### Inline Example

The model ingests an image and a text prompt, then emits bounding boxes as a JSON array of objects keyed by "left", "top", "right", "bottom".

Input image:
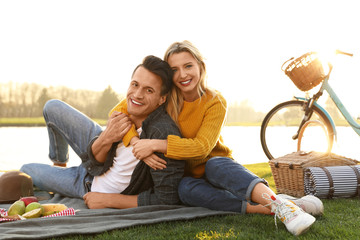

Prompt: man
[{"left": 21, "top": 55, "right": 184, "bottom": 209}]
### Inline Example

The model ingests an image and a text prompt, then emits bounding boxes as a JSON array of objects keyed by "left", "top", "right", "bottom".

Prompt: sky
[{"left": 1, "top": 0, "right": 360, "bottom": 114}]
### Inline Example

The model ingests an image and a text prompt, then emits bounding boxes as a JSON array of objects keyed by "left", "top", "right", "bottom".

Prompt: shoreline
[
  {"left": 0, "top": 118, "right": 107, "bottom": 127},
  {"left": 0, "top": 120, "right": 261, "bottom": 127},
  {"left": 1, "top": 117, "right": 352, "bottom": 127}
]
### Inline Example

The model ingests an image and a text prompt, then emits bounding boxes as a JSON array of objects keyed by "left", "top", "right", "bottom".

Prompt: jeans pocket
[{"left": 84, "top": 173, "right": 93, "bottom": 193}]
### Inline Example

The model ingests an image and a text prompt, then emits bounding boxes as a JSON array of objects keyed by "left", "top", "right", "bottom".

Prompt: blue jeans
[
  {"left": 20, "top": 99, "right": 103, "bottom": 198},
  {"left": 178, "top": 157, "right": 266, "bottom": 214}
]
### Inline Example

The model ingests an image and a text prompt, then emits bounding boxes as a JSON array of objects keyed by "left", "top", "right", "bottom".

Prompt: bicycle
[{"left": 260, "top": 50, "right": 359, "bottom": 160}]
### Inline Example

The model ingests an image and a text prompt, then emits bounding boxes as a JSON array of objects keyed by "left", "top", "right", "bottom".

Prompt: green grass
[
  {"left": 0, "top": 117, "right": 46, "bottom": 126},
  {"left": 48, "top": 162, "right": 359, "bottom": 240},
  {"left": 0, "top": 118, "right": 263, "bottom": 127},
  {"left": 0, "top": 118, "right": 107, "bottom": 127},
  {"left": 1, "top": 117, "right": 356, "bottom": 127}
]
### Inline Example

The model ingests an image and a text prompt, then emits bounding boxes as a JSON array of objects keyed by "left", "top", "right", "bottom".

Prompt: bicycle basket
[{"left": 282, "top": 52, "right": 326, "bottom": 91}]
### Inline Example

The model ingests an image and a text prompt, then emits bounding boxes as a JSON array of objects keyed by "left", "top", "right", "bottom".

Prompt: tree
[
  {"left": 37, "top": 88, "right": 51, "bottom": 116},
  {"left": 226, "top": 100, "right": 265, "bottom": 124},
  {"left": 0, "top": 92, "right": 3, "bottom": 117},
  {"left": 0, "top": 82, "right": 122, "bottom": 119},
  {"left": 95, "top": 86, "right": 120, "bottom": 119}
]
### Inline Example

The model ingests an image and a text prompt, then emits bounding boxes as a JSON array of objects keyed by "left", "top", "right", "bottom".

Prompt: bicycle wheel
[{"left": 260, "top": 100, "right": 334, "bottom": 160}]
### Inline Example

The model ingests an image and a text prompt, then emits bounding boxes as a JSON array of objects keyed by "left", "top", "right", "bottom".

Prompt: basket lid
[{"left": 269, "top": 151, "right": 359, "bottom": 167}]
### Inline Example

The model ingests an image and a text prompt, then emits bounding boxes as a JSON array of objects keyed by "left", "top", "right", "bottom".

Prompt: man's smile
[{"left": 130, "top": 98, "right": 144, "bottom": 106}]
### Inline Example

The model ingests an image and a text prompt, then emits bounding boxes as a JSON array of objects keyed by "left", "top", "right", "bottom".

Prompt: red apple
[{"left": 20, "top": 196, "right": 38, "bottom": 206}]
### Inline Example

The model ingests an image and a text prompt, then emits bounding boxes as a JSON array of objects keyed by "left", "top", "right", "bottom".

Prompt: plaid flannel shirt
[{"left": 81, "top": 105, "right": 184, "bottom": 206}]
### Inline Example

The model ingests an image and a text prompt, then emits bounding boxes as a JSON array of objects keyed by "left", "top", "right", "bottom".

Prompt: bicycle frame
[
  {"left": 321, "top": 78, "right": 360, "bottom": 135},
  {"left": 295, "top": 74, "right": 360, "bottom": 143},
  {"left": 294, "top": 95, "right": 337, "bottom": 139},
  {"left": 260, "top": 50, "right": 357, "bottom": 159}
]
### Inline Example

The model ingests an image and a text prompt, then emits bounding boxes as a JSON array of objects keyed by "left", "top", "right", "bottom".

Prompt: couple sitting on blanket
[{"left": 21, "top": 41, "right": 322, "bottom": 236}]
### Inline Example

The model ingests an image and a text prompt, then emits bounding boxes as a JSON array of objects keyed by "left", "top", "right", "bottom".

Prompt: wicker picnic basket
[
  {"left": 269, "top": 151, "right": 359, "bottom": 197},
  {"left": 282, "top": 52, "right": 326, "bottom": 91}
]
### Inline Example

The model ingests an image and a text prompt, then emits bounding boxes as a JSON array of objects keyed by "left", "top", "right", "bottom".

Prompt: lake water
[{"left": 1, "top": 126, "right": 360, "bottom": 171}]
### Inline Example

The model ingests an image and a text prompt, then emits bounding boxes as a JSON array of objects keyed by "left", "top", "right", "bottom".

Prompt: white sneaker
[
  {"left": 278, "top": 194, "right": 324, "bottom": 216},
  {"left": 263, "top": 193, "right": 316, "bottom": 236}
]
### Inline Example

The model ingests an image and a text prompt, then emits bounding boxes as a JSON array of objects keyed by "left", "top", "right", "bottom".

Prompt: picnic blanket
[
  {"left": 304, "top": 165, "right": 360, "bottom": 198},
  {"left": 0, "top": 193, "right": 237, "bottom": 240}
]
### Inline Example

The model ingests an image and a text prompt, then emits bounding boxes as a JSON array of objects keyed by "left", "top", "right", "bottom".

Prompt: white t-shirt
[{"left": 90, "top": 128, "right": 141, "bottom": 193}]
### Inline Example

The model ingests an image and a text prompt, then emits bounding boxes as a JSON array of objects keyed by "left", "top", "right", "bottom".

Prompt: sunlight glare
[
  {"left": 316, "top": 50, "right": 336, "bottom": 76},
  {"left": 298, "top": 125, "right": 330, "bottom": 153}
]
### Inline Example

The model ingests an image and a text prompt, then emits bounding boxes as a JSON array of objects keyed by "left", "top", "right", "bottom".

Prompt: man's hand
[
  {"left": 83, "top": 192, "right": 111, "bottom": 209},
  {"left": 103, "top": 111, "right": 132, "bottom": 144},
  {"left": 83, "top": 192, "right": 138, "bottom": 209},
  {"left": 91, "top": 112, "right": 132, "bottom": 163}
]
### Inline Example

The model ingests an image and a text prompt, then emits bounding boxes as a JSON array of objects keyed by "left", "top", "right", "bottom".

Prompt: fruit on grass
[
  {"left": 20, "top": 196, "right": 38, "bottom": 206},
  {"left": 7, "top": 200, "right": 26, "bottom": 216},
  {"left": 25, "top": 202, "right": 44, "bottom": 214},
  {"left": 22, "top": 208, "right": 42, "bottom": 219}
]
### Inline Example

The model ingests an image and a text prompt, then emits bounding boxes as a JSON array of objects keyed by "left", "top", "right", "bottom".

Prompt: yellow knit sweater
[
  {"left": 108, "top": 99, "right": 138, "bottom": 147},
  {"left": 109, "top": 91, "right": 233, "bottom": 178},
  {"left": 166, "top": 91, "right": 232, "bottom": 178}
]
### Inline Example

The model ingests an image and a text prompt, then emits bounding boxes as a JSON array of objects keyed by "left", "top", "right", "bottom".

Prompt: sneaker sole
[{"left": 292, "top": 216, "right": 316, "bottom": 236}]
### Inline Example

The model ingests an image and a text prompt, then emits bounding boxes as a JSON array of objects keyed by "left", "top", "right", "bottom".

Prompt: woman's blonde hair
[{"left": 164, "top": 40, "right": 215, "bottom": 124}]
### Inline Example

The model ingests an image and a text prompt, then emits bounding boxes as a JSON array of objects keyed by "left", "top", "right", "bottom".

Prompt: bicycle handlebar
[{"left": 335, "top": 50, "right": 353, "bottom": 57}]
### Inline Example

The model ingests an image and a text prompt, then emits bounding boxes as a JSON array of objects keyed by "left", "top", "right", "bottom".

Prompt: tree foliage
[
  {"left": 226, "top": 100, "right": 265, "bottom": 124},
  {"left": 0, "top": 81, "right": 124, "bottom": 119},
  {"left": 0, "top": 81, "right": 284, "bottom": 123},
  {"left": 96, "top": 85, "right": 120, "bottom": 119}
]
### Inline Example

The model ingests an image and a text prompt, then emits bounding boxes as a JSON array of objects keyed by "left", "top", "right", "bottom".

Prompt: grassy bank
[
  {"left": 49, "top": 162, "right": 358, "bottom": 240},
  {"left": 0, "top": 118, "right": 107, "bottom": 127},
  {"left": 1, "top": 117, "right": 353, "bottom": 127},
  {"left": 0, "top": 118, "right": 261, "bottom": 127},
  {"left": 0, "top": 117, "right": 46, "bottom": 127}
]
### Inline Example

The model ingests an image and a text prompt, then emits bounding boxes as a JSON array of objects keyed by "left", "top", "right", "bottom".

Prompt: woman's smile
[
  {"left": 168, "top": 52, "right": 201, "bottom": 102},
  {"left": 180, "top": 79, "right": 192, "bottom": 86}
]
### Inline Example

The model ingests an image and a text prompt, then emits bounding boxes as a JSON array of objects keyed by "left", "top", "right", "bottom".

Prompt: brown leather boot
[{"left": 53, "top": 162, "right": 67, "bottom": 167}]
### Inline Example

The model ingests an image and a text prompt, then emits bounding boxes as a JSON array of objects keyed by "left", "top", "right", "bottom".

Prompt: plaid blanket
[{"left": 0, "top": 194, "right": 236, "bottom": 239}]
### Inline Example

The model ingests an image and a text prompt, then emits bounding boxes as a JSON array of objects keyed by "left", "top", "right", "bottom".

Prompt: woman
[{"left": 111, "top": 41, "right": 320, "bottom": 236}]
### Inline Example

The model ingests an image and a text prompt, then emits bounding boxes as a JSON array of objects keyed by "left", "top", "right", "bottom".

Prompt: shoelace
[{"left": 262, "top": 193, "right": 297, "bottom": 229}]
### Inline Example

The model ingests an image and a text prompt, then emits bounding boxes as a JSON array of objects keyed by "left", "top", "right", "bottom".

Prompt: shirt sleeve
[
  {"left": 137, "top": 153, "right": 185, "bottom": 206},
  {"left": 166, "top": 94, "right": 227, "bottom": 160},
  {"left": 108, "top": 99, "right": 139, "bottom": 147},
  {"left": 137, "top": 115, "right": 184, "bottom": 206},
  {"left": 80, "top": 137, "right": 118, "bottom": 176}
]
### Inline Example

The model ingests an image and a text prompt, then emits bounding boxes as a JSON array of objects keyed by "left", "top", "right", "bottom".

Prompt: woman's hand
[
  {"left": 132, "top": 139, "right": 168, "bottom": 159},
  {"left": 131, "top": 139, "right": 169, "bottom": 169},
  {"left": 132, "top": 139, "right": 156, "bottom": 159},
  {"left": 142, "top": 154, "right": 167, "bottom": 170}
]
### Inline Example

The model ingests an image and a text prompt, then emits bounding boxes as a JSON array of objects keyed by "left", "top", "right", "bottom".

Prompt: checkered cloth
[{"left": 0, "top": 208, "right": 76, "bottom": 222}]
